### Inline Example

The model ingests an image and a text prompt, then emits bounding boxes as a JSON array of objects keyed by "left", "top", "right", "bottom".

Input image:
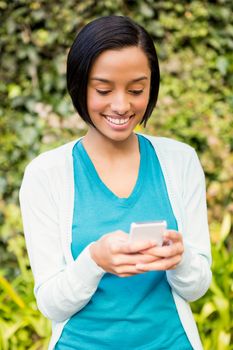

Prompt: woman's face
[{"left": 86, "top": 46, "right": 151, "bottom": 142}]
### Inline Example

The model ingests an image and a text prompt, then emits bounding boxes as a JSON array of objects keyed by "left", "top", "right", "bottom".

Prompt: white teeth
[{"left": 106, "top": 116, "right": 130, "bottom": 125}]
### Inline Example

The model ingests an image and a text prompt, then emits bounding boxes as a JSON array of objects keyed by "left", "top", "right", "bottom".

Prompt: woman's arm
[
  {"left": 135, "top": 149, "right": 212, "bottom": 302},
  {"left": 166, "top": 149, "right": 212, "bottom": 301},
  {"left": 19, "top": 162, "right": 105, "bottom": 323}
]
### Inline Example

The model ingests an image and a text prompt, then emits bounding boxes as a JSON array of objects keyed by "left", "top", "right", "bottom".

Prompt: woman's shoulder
[
  {"left": 140, "top": 133, "right": 195, "bottom": 156},
  {"left": 141, "top": 133, "right": 204, "bottom": 184},
  {"left": 25, "top": 137, "right": 81, "bottom": 173}
]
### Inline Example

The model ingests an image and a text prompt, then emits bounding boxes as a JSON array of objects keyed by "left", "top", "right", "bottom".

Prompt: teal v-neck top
[{"left": 55, "top": 134, "right": 192, "bottom": 350}]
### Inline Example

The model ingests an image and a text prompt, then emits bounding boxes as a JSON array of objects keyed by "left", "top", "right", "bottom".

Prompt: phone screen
[{"left": 129, "top": 220, "right": 167, "bottom": 245}]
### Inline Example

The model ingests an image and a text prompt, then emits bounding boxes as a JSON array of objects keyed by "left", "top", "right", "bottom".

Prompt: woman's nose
[{"left": 110, "top": 93, "right": 131, "bottom": 115}]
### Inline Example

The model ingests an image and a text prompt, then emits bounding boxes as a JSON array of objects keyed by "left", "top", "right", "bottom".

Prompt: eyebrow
[{"left": 90, "top": 76, "right": 148, "bottom": 83}]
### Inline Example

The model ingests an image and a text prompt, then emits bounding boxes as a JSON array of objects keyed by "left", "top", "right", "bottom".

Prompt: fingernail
[{"left": 136, "top": 264, "right": 144, "bottom": 269}]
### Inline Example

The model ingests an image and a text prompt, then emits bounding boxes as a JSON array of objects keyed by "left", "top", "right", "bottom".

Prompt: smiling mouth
[{"left": 103, "top": 114, "right": 134, "bottom": 126}]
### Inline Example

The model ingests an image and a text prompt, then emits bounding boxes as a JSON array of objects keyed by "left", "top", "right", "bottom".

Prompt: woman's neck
[{"left": 82, "top": 128, "right": 139, "bottom": 161}]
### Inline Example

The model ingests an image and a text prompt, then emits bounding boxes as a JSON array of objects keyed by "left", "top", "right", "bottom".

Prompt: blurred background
[{"left": 0, "top": 0, "right": 232, "bottom": 349}]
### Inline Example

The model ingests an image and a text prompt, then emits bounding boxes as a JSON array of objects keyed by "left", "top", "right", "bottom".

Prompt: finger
[
  {"left": 169, "top": 264, "right": 178, "bottom": 270},
  {"left": 118, "top": 271, "right": 143, "bottom": 277},
  {"left": 162, "top": 239, "right": 173, "bottom": 246},
  {"left": 163, "top": 230, "right": 182, "bottom": 243},
  {"left": 118, "top": 239, "right": 157, "bottom": 254},
  {"left": 114, "top": 264, "right": 142, "bottom": 276},
  {"left": 144, "top": 241, "right": 184, "bottom": 258},
  {"left": 139, "top": 246, "right": 158, "bottom": 255},
  {"left": 133, "top": 253, "right": 159, "bottom": 264},
  {"left": 139, "top": 252, "right": 162, "bottom": 263},
  {"left": 135, "top": 255, "right": 182, "bottom": 272},
  {"left": 111, "top": 253, "right": 159, "bottom": 267},
  {"left": 118, "top": 273, "right": 138, "bottom": 277},
  {"left": 113, "top": 230, "right": 129, "bottom": 239}
]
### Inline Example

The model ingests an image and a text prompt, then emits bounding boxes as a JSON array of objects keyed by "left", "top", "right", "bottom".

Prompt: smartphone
[{"left": 129, "top": 220, "right": 167, "bottom": 246}]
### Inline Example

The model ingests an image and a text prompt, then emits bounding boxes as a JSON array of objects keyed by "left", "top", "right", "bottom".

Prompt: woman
[{"left": 19, "top": 16, "right": 212, "bottom": 350}]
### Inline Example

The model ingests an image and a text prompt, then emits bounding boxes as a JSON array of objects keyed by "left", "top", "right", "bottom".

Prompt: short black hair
[{"left": 67, "top": 15, "right": 160, "bottom": 127}]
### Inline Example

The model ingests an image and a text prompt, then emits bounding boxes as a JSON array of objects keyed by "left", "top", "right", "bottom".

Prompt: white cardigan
[{"left": 19, "top": 134, "right": 212, "bottom": 350}]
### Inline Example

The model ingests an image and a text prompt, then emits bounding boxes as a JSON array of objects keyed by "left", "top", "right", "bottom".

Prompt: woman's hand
[
  {"left": 136, "top": 230, "right": 184, "bottom": 272},
  {"left": 89, "top": 230, "right": 158, "bottom": 277}
]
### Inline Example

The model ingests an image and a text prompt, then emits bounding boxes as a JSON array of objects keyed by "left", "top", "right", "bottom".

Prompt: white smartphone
[{"left": 129, "top": 220, "right": 167, "bottom": 246}]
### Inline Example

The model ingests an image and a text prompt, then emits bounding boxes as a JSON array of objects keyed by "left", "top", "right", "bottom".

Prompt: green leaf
[
  {"left": 0, "top": 275, "right": 25, "bottom": 309},
  {"left": 220, "top": 213, "right": 231, "bottom": 243},
  {"left": 216, "top": 57, "right": 229, "bottom": 76}
]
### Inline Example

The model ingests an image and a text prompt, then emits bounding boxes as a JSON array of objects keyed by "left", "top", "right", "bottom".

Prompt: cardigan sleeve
[
  {"left": 166, "top": 149, "right": 212, "bottom": 302},
  {"left": 19, "top": 161, "right": 105, "bottom": 322}
]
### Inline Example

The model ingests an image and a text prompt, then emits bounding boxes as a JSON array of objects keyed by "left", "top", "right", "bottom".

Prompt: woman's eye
[
  {"left": 96, "top": 89, "right": 111, "bottom": 95},
  {"left": 129, "top": 90, "right": 143, "bottom": 95},
  {"left": 96, "top": 89, "right": 143, "bottom": 95}
]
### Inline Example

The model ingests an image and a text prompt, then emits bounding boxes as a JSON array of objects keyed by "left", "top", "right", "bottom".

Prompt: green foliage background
[{"left": 0, "top": 0, "right": 232, "bottom": 349}]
